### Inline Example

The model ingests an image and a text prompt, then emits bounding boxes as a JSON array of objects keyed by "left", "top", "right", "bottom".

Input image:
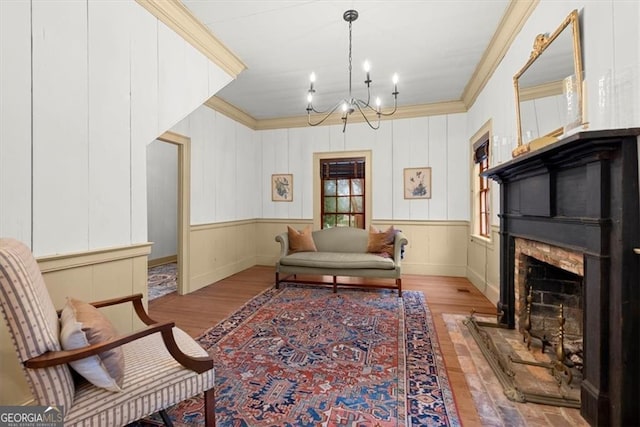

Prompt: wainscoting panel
[
  {"left": 376, "top": 220, "right": 469, "bottom": 277},
  {"left": 189, "top": 220, "right": 258, "bottom": 291},
  {"left": 466, "top": 226, "right": 500, "bottom": 304},
  {"left": 37, "top": 242, "right": 152, "bottom": 332}
]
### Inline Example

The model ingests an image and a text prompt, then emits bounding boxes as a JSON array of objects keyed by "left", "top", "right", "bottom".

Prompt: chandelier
[{"left": 306, "top": 10, "right": 399, "bottom": 132}]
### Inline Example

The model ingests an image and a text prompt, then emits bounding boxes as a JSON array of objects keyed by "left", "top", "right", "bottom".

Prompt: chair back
[{"left": 0, "top": 238, "right": 75, "bottom": 408}]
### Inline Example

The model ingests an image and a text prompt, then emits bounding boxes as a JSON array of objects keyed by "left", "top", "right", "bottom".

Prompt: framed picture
[
  {"left": 404, "top": 167, "right": 431, "bottom": 199},
  {"left": 272, "top": 174, "right": 293, "bottom": 202}
]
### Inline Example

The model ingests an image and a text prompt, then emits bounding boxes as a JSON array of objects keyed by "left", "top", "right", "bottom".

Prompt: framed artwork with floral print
[
  {"left": 404, "top": 167, "right": 431, "bottom": 199},
  {"left": 272, "top": 174, "right": 293, "bottom": 202}
]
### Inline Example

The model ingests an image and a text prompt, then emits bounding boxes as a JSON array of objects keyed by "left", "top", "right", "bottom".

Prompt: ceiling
[{"left": 183, "top": 0, "right": 512, "bottom": 121}]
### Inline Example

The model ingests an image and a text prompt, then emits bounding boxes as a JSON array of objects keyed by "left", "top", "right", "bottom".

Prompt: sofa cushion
[
  {"left": 280, "top": 252, "right": 396, "bottom": 270},
  {"left": 287, "top": 225, "right": 317, "bottom": 254},
  {"left": 367, "top": 226, "right": 395, "bottom": 258}
]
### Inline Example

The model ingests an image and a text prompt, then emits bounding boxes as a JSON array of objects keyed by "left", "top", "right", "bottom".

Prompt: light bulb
[
  {"left": 310, "top": 72, "right": 316, "bottom": 83},
  {"left": 376, "top": 97, "right": 381, "bottom": 107},
  {"left": 363, "top": 61, "right": 371, "bottom": 72},
  {"left": 307, "top": 93, "right": 313, "bottom": 103},
  {"left": 342, "top": 102, "right": 348, "bottom": 112},
  {"left": 392, "top": 73, "right": 399, "bottom": 84}
]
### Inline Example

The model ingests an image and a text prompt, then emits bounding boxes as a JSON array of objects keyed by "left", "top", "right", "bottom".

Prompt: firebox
[
  {"left": 514, "top": 238, "right": 583, "bottom": 349},
  {"left": 483, "top": 128, "right": 640, "bottom": 426}
]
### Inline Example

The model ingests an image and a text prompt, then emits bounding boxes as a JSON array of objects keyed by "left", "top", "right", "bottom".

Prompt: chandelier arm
[
  {"left": 355, "top": 98, "right": 375, "bottom": 111},
  {"left": 304, "top": 9, "right": 398, "bottom": 131},
  {"left": 354, "top": 102, "right": 380, "bottom": 130},
  {"left": 378, "top": 97, "right": 399, "bottom": 117},
  {"left": 308, "top": 101, "right": 345, "bottom": 127},
  {"left": 309, "top": 102, "right": 342, "bottom": 115}
]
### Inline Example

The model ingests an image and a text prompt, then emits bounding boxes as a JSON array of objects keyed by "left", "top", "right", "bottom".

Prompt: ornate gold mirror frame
[{"left": 512, "top": 9, "right": 584, "bottom": 157}]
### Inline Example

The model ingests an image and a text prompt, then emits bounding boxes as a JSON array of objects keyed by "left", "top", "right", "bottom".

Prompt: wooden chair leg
[
  {"left": 397, "top": 278, "right": 402, "bottom": 297},
  {"left": 204, "top": 388, "right": 215, "bottom": 427},
  {"left": 275, "top": 272, "right": 280, "bottom": 289},
  {"left": 333, "top": 276, "right": 337, "bottom": 293},
  {"left": 159, "top": 410, "right": 174, "bottom": 427}
]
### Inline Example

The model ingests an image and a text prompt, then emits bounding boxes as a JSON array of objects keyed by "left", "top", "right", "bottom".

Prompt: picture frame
[
  {"left": 271, "top": 174, "right": 293, "bottom": 202},
  {"left": 404, "top": 167, "right": 431, "bottom": 199}
]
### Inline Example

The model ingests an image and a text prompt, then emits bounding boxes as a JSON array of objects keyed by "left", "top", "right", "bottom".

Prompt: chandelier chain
[{"left": 348, "top": 20, "right": 353, "bottom": 98}]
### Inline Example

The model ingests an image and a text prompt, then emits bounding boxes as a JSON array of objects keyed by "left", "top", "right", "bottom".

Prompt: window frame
[
  {"left": 313, "top": 150, "right": 372, "bottom": 231},
  {"left": 320, "top": 157, "right": 366, "bottom": 229},
  {"left": 470, "top": 121, "right": 493, "bottom": 241}
]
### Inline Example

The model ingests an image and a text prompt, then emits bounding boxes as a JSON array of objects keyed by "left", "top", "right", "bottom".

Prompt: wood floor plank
[{"left": 148, "top": 267, "right": 494, "bottom": 426}]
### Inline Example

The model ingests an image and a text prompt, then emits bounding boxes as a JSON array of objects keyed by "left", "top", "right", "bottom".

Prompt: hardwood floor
[{"left": 149, "top": 266, "right": 496, "bottom": 426}]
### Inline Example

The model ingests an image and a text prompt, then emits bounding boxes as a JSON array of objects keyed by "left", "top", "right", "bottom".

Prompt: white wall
[
  {"left": 172, "top": 106, "right": 261, "bottom": 225},
  {"left": 259, "top": 115, "right": 470, "bottom": 222},
  {"left": 0, "top": 0, "right": 233, "bottom": 256},
  {"left": 173, "top": 106, "right": 469, "bottom": 227},
  {"left": 147, "top": 141, "right": 178, "bottom": 261}
]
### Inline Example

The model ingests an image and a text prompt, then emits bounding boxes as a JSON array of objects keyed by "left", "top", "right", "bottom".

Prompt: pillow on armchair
[{"left": 59, "top": 298, "right": 125, "bottom": 392}]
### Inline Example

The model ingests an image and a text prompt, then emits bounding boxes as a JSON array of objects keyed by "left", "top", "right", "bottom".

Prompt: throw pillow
[
  {"left": 59, "top": 298, "right": 125, "bottom": 392},
  {"left": 367, "top": 225, "right": 396, "bottom": 258},
  {"left": 287, "top": 225, "right": 317, "bottom": 254}
]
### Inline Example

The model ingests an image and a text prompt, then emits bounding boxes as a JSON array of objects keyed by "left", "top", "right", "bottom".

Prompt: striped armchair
[{"left": 0, "top": 238, "right": 215, "bottom": 426}]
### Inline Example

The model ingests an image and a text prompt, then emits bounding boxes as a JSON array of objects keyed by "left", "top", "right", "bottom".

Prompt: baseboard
[
  {"left": 148, "top": 255, "right": 177, "bottom": 267},
  {"left": 402, "top": 263, "right": 467, "bottom": 277},
  {"left": 466, "top": 266, "right": 499, "bottom": 304},
  {"left": 191, "top": 257, "right": 257, "bottom": 291}
]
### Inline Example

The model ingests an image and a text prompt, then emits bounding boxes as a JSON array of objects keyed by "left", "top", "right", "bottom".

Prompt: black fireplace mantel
[{"left": 483, "top": 128, "right": 640, "bottom": 426}]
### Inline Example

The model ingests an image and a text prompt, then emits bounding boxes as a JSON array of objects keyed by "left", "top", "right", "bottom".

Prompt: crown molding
[
  {"left": 205, "top": 97, "right": 466, "bottom": 131},
  {"left": 519, "top": 79, "right": 563, "bottom": 102},
  {"left": 135, "top": 0, "right": 246, "bottom": 78},
  {"left": 204, "top": 96, "right": 258, "bottom": 129},
  {"left": 462, "top": 0, "right": 540, "bottom": 108},
  {"left": 185, "top": 0, "right": 536, "bottom": 130},
  {"left": 256, "top": 101, "right": 467, "bottom": 131}
]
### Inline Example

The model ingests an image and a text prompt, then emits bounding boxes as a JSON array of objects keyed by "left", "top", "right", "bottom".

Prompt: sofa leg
[
  {"left": 397, "top": 278, "right": 402, "bottom": 297},
  {"left": 275, "top": 272, "right": 280, "bottom": 289},
  {"left": 204, "top": 388, "right": 215, "bottom": 427},
  {"left": 333, "top": 276, "right": 337, "bottom": 293}
]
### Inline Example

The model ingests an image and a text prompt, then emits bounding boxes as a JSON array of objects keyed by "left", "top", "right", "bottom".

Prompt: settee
[{"left": 275, "top": 226, "right": 408, "bottom": 296}]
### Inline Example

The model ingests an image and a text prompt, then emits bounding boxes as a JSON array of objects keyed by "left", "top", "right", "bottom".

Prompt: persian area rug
[
  {"left": 147, "top": 262, "right": 177, "bottom": 301},
  {"left": 145, "top": 285, "right": 460, "bottom": 426}
]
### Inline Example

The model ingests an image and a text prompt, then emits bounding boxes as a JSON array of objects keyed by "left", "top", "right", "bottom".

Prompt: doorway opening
[{"left": 147, "top": 131, "right": 191, "bottom": 298}]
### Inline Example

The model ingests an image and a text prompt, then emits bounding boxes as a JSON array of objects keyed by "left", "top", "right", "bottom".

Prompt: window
[
  {"left": 477, "top": 149, "right": 490, "bottom": 238},
  {"left": 320, "top": 158, "right": 365, "bottom": 229},
  {"left": 472, "top": 131, "right": 491, "bottom": 238}
]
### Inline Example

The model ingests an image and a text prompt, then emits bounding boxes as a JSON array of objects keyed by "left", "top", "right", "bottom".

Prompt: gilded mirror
[{"left": 513, "top": 9, "right": 583, "bottom": 156}]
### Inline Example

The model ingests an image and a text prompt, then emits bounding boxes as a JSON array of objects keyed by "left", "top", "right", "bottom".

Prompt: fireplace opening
[
  {"left": 465, "top": 238, "right": 586, "bottom": 409},
  {"left": 520, "top": 256, "right": 584, "bottom": 371}
]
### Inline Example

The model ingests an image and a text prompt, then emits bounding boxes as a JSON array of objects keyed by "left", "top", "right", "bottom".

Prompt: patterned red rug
[{"left": 141, "top": 285, "right": 460, "bottom": 426}]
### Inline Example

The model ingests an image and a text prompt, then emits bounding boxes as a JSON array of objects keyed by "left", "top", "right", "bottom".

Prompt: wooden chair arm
[
  {"left": 56, "top": 293, "right": 157, "bottom": 326},
  {"left": 25, "top": 322, "right": 213, "bottom": 374}
]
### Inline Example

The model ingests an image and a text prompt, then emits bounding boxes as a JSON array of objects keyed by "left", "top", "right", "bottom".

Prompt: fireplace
[
  {"left": 514, "top": 238, "right": 583, "bottom": 342},
  {"left": 483, "top": 129, "right": 640, "bottom": 426}
]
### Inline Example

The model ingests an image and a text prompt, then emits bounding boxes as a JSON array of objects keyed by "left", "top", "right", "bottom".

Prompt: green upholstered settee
[{"left": 275, "top": 226, "right": 408, "bottom": 296}]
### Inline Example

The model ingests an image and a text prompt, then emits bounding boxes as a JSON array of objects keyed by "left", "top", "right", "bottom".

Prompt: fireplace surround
[{"left": 483, "top": 129, "right": 640, "bottom": 426}]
